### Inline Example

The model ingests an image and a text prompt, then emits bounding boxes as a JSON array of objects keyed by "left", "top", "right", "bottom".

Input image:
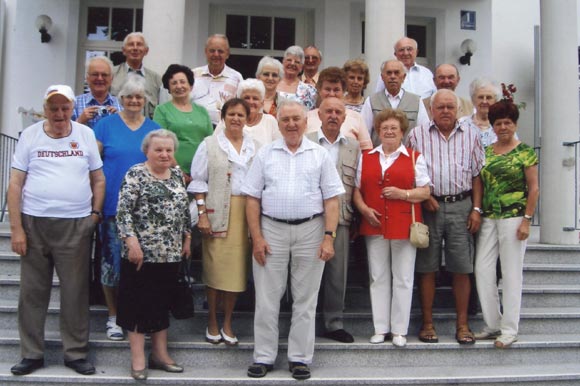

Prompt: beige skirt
[{"left": 202, "top": 195, "right": 250, "bottom": 292}]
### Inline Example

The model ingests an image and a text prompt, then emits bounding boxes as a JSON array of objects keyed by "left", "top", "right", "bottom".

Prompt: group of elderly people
[{"left": 8, "top": 31, "right": 538, "bottom": 381}]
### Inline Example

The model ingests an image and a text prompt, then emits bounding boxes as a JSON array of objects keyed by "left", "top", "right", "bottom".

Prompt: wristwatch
[
  {"left": 196, "top": 199, "right": 206, "bottom": 206},
  {"left": 523, "top": 214, "right": 533, "bottom": 221},
  {"left": 90, "top": 210, "right": 102, "bottom": 219},
  {"left": 324, "top": 231, "right": 337, "bottom": 238},
  {"left": 472, "top": 207, "right": 483, "bottom": 214}
]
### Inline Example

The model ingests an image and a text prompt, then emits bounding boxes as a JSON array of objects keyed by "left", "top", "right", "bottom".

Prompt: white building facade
[{"left": 0, "top": 0, "right": 578, "bottom": 244}]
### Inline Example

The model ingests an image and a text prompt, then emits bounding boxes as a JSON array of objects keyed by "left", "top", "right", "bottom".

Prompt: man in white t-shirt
[{"left": 8, "top": 85, "right": 105, "bottom": 376}]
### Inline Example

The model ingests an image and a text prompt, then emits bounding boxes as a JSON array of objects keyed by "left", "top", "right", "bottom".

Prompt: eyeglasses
[
  {"left": 261, "top": 72, "right": 279, "bottom": 78},
  {"left": 123, "top": 95, "right": 144, "bottom": 100},
  {"left": 305, "top": 55, "right": 320, "bottom": 61},
  {"left": 396, "top": 46, "right": 415, "bottom": 53},
  {"left": 88, "top": 72, "right": 111, "bottom": 79}
]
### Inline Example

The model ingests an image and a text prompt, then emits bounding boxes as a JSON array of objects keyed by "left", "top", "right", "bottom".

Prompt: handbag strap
[{"left": 410, "top": 150, "right": 417, "bottom": 225}]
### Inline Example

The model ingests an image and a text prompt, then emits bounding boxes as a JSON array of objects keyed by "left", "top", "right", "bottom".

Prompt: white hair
[
  {"left": 284, "top": 45, "right": 305, "bottom": 63},
  {"left": 122, "top": 32, "right": 148, "bottom": 48},
  {"left": 276, "top": 99, "right": 307, "bottom": 120},
  {"left": 142, "top": 129, "right": 178, "bottom": 153},
  {"left": 237, "top": 78, "right": 266, "bottom": 100},
  {"left": 256, "top": 56, "right": 284, "bottom": 78},
  {"left": 118, "top": 74, "right": 147, "bottom": 99},
  {"left": 469, "top": 77, "right": 502, "bottom": 101},
  {"left": 85, "top": 56, "right": 114, "bottom": 78}
]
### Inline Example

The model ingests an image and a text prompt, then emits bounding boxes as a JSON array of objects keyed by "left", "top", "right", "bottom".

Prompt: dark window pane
[
  {"left": 407, "top": 25, "right": 427, "bottom": 57},
  {"left": 226, "top": 15, "right": 248, "bottom": 48},
  {"left": 136, "top": 9, "right": 143, "bottom": 32},
  {"left": 274, "top": 18, "right": 295, "bottom": 51},
  {"left": 250, "top": 16, "right": 271, "bottom": 49},
  {"left": 112, "top": 8, "right": 133, "bottom": 41},
  {"left": 87, "top": 7, "right": 109, "bottom": 40},
  {"left": 110, "top": 51, "right": 125, "bottom": 66},
  {"left": 227, "top": 55, "right": 263, "bottom": 79}
]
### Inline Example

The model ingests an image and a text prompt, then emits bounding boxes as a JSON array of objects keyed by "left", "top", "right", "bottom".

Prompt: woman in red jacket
[{"left": 353, "top": 109, "right": 430, "bottom": 347}]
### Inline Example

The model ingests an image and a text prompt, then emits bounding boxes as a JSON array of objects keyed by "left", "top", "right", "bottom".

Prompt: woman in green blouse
[
  {"left": 473, "top": 100, "right": 539, "bottom": 349},
  {"left": 154, "top": 64, "right": 213, "bottom": 183}
]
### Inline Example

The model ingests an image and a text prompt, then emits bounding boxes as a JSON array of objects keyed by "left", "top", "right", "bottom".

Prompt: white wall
[
  {"left": 490, "top": 0, "right": 539, "bottom": 145},
  {"left": 0, "top": 0, "right": 80, "bottom": 138}
]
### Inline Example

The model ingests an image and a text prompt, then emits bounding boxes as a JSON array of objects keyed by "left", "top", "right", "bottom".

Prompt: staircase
[{"left": 0, "top": 222, "right": 580, "bottom": 385}]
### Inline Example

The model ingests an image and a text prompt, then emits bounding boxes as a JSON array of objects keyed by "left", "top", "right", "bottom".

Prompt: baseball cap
[{"left": 44, "top": 85, "right": 75, "bottom": 102}]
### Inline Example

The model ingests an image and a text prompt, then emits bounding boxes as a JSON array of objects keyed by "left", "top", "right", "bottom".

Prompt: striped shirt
[
  {"left": 241, "top": 137, "right": 345, "bottom": 220},
  {"left": 406, "top": 120, "right": 485, "bottom": 196}
]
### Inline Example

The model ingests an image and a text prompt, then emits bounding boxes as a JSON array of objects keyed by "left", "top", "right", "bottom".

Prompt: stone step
[
  {"left": 0, "top": 330, "right": 579, "bottom": 369},
  {"left": 525, "top": 244, "right": 580, "bottom": 264},
  {"left": 0, "top": 362, "right": 579, "bottom": 385},
  {"left": 0, "top": 299, "right": 579, "bottom": 336}
]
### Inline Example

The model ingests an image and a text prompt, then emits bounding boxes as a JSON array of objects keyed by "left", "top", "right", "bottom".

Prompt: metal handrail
[
  {"left": 562, "top": 140, "right": 580, "bottom": 230},
  {"left": 533, "top": 146, "right": 541, "bottom": 226},
  {"left": 0, "top": 133, "right": 18, "bottom": 222}
]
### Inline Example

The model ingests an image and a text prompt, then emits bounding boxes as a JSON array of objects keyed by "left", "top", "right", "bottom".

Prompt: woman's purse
[
  {"left": 170, "top": 261, "right": 195, "bottom": 319},
  {"left": 409, "top": 150, "right": 429, "bottom": 249}
]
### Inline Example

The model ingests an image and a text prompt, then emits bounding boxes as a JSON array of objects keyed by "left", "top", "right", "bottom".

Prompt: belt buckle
[{"left": 444, "top": 195, "right": 456, "bottom": 203}]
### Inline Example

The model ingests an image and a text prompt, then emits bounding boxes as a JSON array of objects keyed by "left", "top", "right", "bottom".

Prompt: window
[
  {"left": 76, "top": 0, "right": 143, "bottom": 93},
  {"left": 211, "top": 5, "right": 313, "bottom": 79}
]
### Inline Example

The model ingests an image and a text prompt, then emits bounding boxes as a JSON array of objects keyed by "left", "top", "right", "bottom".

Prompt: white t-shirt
[{"left": 12, "top": 120, "right": 103, "bottom": 218}]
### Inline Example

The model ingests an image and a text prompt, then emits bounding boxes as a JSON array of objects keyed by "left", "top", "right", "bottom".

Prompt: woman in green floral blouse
[
  {"left": 116, "top": 129, "right": 191, "bottom": 380},
  {"left": 473, "top": 100, "right": 539, "bottom": 349}
]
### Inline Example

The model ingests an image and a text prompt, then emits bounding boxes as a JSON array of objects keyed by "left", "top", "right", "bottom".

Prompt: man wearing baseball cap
[{"left": 7, "top": 85, "right": 105, "bottom": 376}]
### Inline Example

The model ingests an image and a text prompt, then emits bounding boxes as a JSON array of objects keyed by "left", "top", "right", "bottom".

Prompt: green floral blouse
[
  {"left": 116, "top": 163, "right": 190, "bottom": 263},
  {"left": 481, "top": 143, "right": 538, "bottom": 219}
]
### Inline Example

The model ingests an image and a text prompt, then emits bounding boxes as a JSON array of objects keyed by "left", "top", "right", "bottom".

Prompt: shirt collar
[
  {"left": 200, "top": 64, "right": 228, "bottom": 78},
  {"left": 429, "top": 120, "right": 463, "bottom": 133},
  {"left": 85, "top": 92, "right": 114, "bottom": 106},
  {"left": 385, "top": 88, "right": 404, "bottom": 99},
  {"left": 369, "top": 143, "right": 409, "bottom": 157},
  {"left": 273, "top": 135, "right": 315, "bottom": 154},
  {"left": 316, "top": 128, "right": 347, "bottom": 145},
  {"left": 125, "top": 62, "right": 145, "bottom": 76}
]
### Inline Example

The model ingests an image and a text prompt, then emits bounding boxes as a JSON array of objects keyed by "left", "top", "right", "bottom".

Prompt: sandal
[
  {"left": 456, "top": 325, "right": 475, "bottom": 345},
  {"left": 418, "top": 323, "right": 439, "bottom": 343},
  {"left": 289, "top": 361, "right": 311, "bottom": 380},
  {"left": 247, "top": 363, "right": 273, "bottom": 378}
]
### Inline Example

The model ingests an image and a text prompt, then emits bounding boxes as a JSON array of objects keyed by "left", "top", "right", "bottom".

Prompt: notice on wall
[{"left": 461, "top": 10, "right": 476, "bottom": 30}]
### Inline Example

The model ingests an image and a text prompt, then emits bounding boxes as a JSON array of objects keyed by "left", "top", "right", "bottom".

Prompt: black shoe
[
  {"left": 324, "top": 329, "right": 354, "bottom": 343},
  {"left": 64, "top": 359, "right": 95, "bottom": 375},
  {"left": 289, "top": 361, "right": 311, "bottom": 380},
  {"left": 11, "top": 358, "right": 44, "bottom": 375},
  {"left": 247, "top": 362, "right": 273, "bottom": 378}
]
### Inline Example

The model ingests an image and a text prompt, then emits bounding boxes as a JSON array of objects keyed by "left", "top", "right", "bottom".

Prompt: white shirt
[
  {"left": 242, "top": 137, "right": 345, "bottom": 219},
  {"left": 188, "top": 131, "right": 256, "bottom": 195},
  {"left": 192, "top": 64, "right": 244, "bottom": 125},
  {"left": 12, "top": 121, "right": 103, "bottom": 218},
  {"left": 355, "top": 144, "right": 430, "bottom": 188},
  {"left": 375, "top": 63, "right": 437, "bottom": 99},
  {"left": 360, "top": 89, "right": 430, "bottom": 136},
  {"left": 314, "top": 129, "right": 348, "bottom": 165},
  {"left": 214, "top": 113, "right": 281, "bottom": 147}
]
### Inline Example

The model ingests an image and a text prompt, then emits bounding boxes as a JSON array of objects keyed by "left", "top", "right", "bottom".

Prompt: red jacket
[{"left": 359, "top": 148, "right": 422, "bottom": 239}]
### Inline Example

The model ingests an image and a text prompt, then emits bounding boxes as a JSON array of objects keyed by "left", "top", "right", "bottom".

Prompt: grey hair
[
  {"left": 380, "top": 59, "right": 407, "bottom": 73},
  {"left": 256, "top": 56, "right": 284, "bottom": 78},
  {"left": 393, "top": 37, "right": 418, "bottom": 51},
  {"left": 468, "top": 77, "right": 502, "bottom": 101},
  {"left": 284, "top": 45, "right": 305, "bottom": 63},
  {"left": 237, "top": 78, "right": 266, "bottom": 100},
  {"left": 430, "top": 89, "right": 458, "bottom": 110},
  {"left": 206, "top": 34, "right": 230, "bottom": 49},
  {"left": 141, "top": 129, "right": 179, "bottom": 153},
  {"left": 304, "top": 45, "right": 323, "bottom": 60},
  {"left": 434, "top": 63, "right": 460, "bottom": 77},
  {"left": 119, "top": 74, "right": 147, "bottom": 99},
  {"left": 122, "top": 32, "right": 148, "bottom": 48},
  {"left": 85, "top": 56, "right": 114, "bottom": 78},
  {"left": 276, "top": 98, "right": 308, "bottom": 120}
]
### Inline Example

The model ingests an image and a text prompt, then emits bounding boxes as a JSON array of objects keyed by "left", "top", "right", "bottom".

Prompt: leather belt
[
  {"left": 434, "top": 190, "right": 472, "bottom": 203},
  {"left": 263, "top": 212, "right": 323, "bottom": 225}
]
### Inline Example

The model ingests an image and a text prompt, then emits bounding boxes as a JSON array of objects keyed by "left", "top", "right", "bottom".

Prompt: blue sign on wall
[{"left": 461, "top": 10, "right": 476, "bottom": 30}]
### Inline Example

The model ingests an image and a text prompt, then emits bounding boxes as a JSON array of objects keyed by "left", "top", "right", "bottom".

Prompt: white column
[
  {"left": 142, "top": 0, "right": 185, "bottom": 75},
  {"left": 364, "top": 0, "right": 405, "bottom": 96},
  {"left": 539, "top": 0, "right": 579, "bottom": 244}
]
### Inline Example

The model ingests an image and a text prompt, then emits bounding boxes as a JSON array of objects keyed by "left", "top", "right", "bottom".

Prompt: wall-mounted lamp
[
  {"left": 459, "top": 39, "right": 476, "bottom": 66},
  {"left": 35, "top": 15, "right": 52, "bottom": 43}
]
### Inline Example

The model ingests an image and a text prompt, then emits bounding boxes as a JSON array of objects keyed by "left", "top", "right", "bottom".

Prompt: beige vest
[
  {"left": 204, "top": 135, "right": 257, "bottom": 233},
  {"left": 369, "top": 90, "right": 421, "bottom": 147},
  {"left": 306, "top": 132, "right": 360, "bottom": 225}
]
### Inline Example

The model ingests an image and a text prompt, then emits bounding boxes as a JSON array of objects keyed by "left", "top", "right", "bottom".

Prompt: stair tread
[{"left": 0, "top": 361, "right": 578, "bottom": 384}]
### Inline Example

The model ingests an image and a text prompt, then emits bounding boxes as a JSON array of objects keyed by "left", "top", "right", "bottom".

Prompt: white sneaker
[
  {"left": 392, "top": 334, "right": 407, "bottom": 347},
  {"left": 370, "top": 334, "right": 386, "bottom": 344},
  {"left": 494, "top": 334, "right": 517, "bottom": 348},
  {"left": 106, "top": 321, "right": 124, "bottom": 341}
]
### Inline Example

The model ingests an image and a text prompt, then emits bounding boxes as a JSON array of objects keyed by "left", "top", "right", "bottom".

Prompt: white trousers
[
  {"left": 253, "top": 216, "right": 325, "bottom": 365},
  {"left": 475, "top": 216, "right": 527, "bottom": 336},
  {"left": 365, "top": 236, "right": 416, "bottom": 335}
]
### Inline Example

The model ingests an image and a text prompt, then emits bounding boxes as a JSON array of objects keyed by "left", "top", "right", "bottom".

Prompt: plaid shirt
[{"left": 72, "top": 92, "right": 122, "bottom": 129}]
